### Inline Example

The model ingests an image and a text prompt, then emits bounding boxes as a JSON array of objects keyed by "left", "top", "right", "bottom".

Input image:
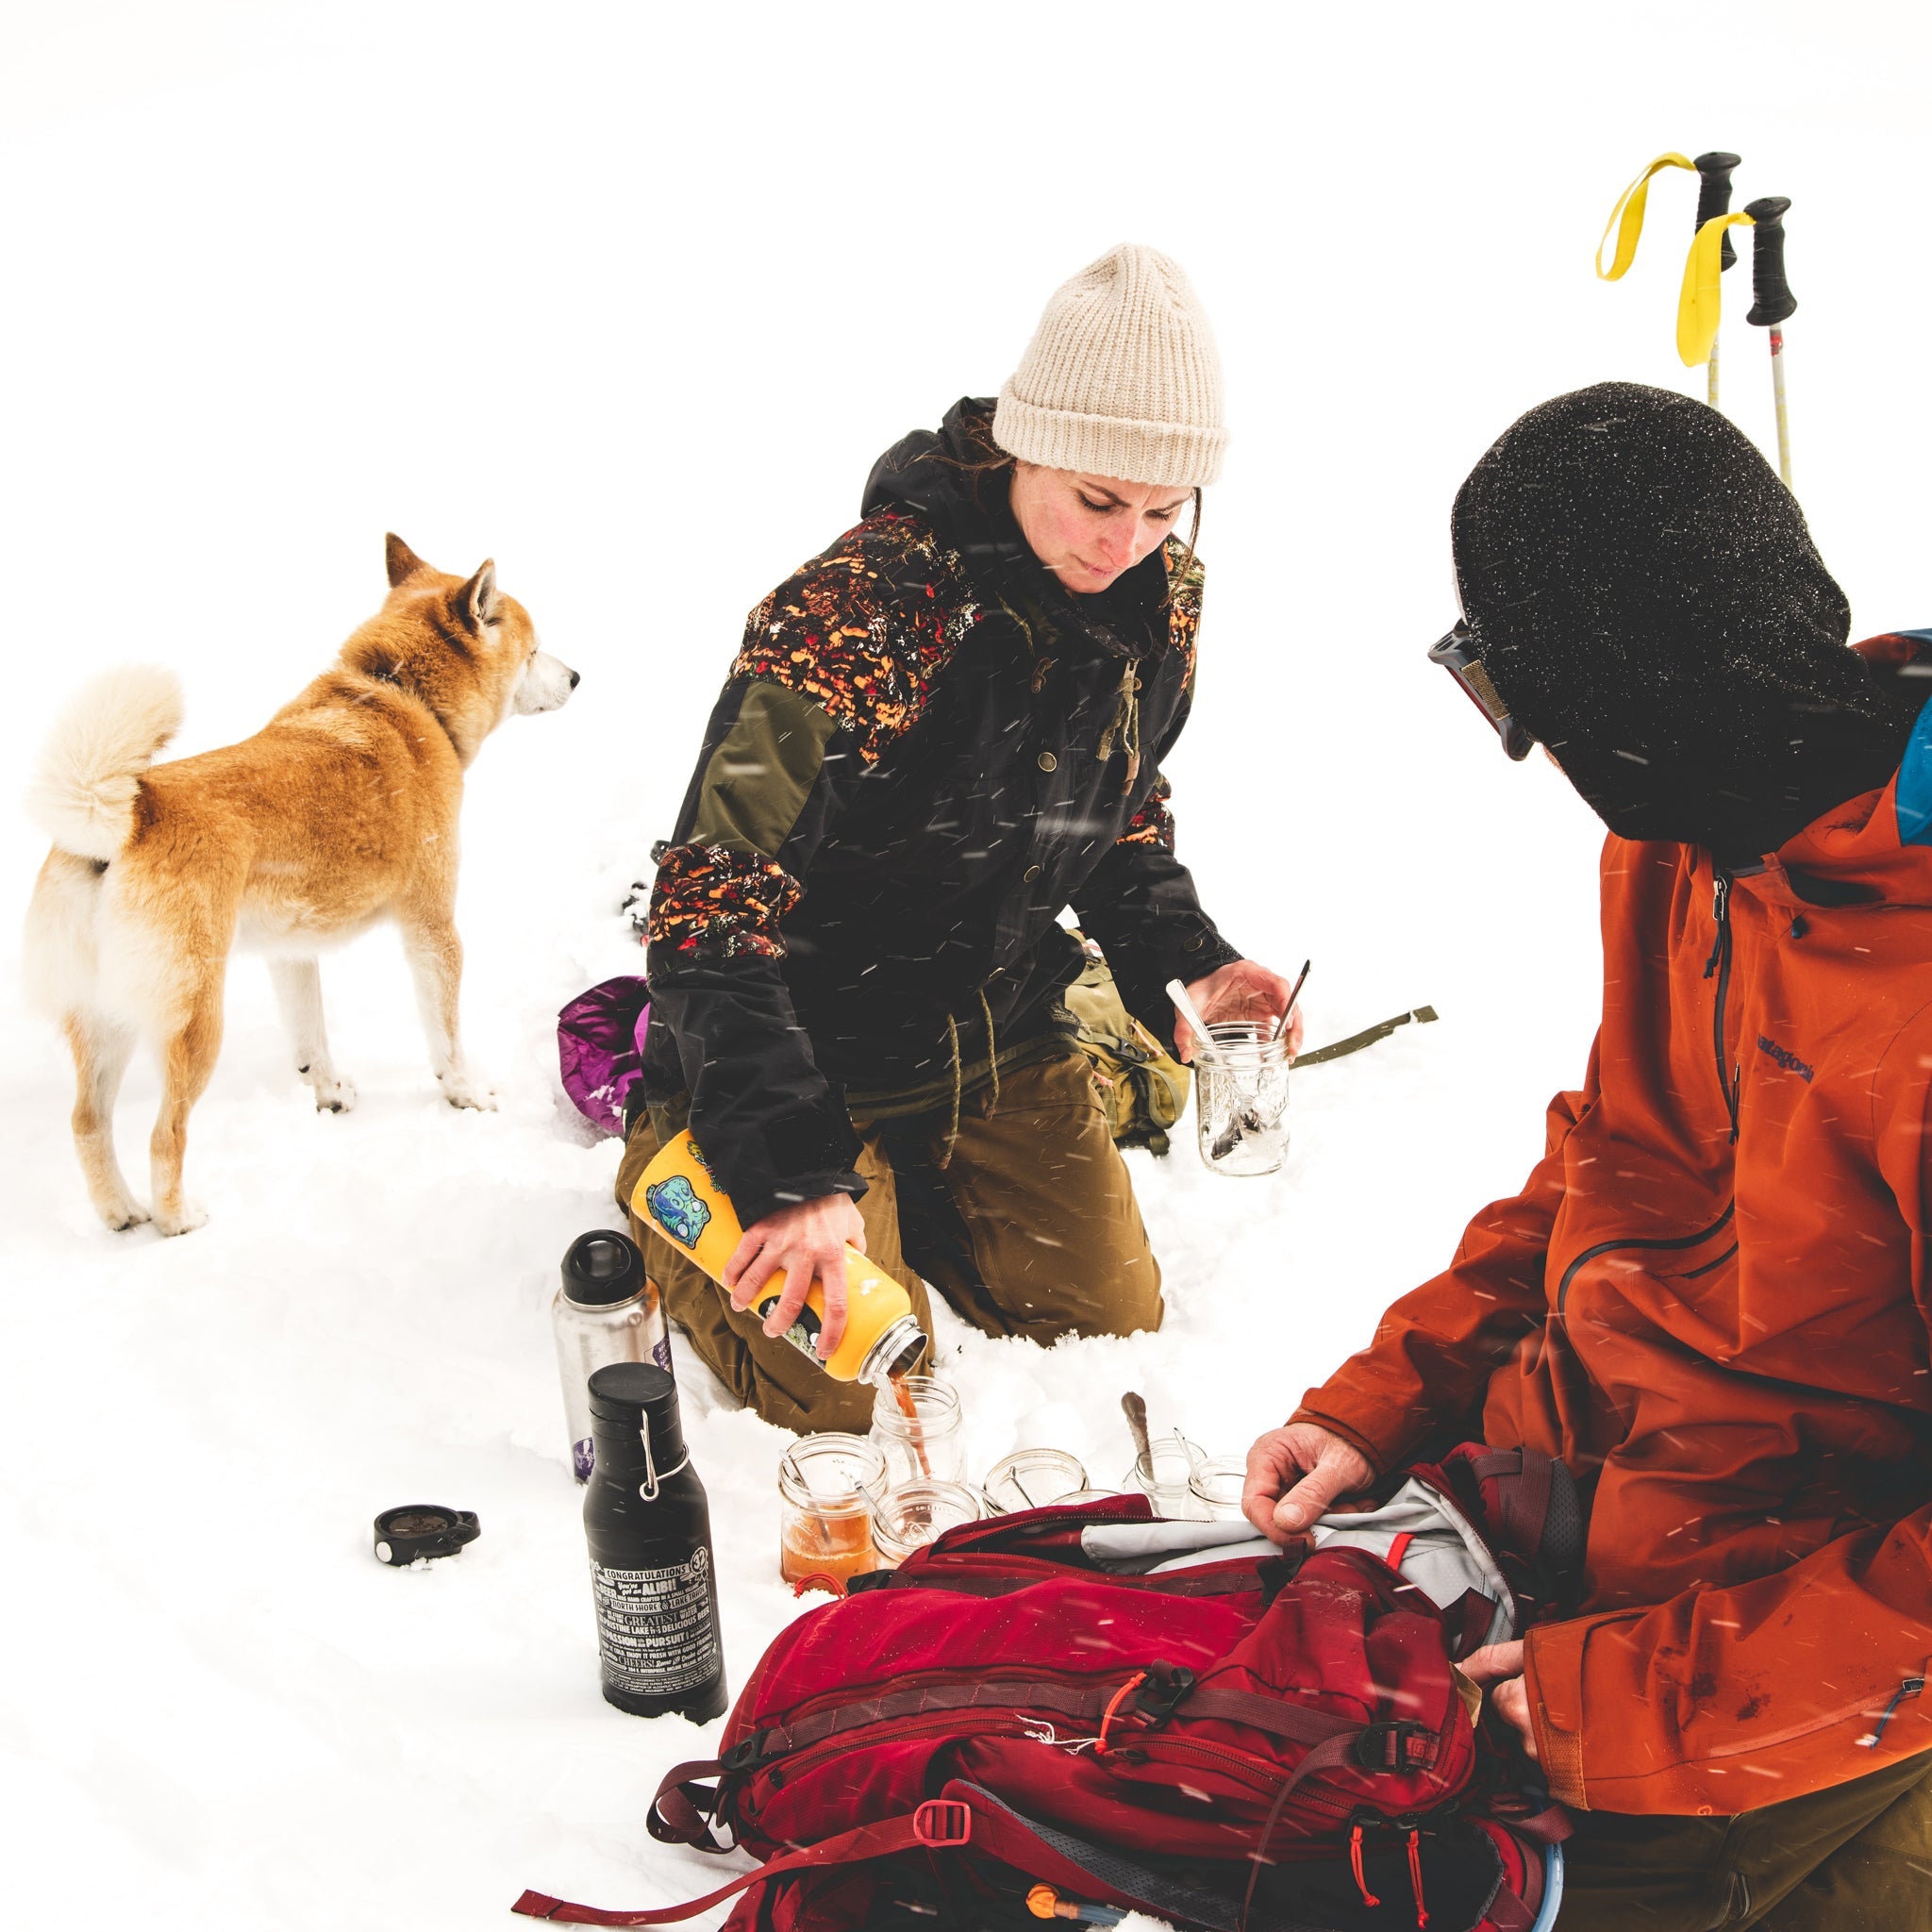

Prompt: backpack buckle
[
  {"left": 1354, "top": 1720, "right": 1438, "bottom": 1774},
  {"left": 913, "top": 1799, "right": 973, "bottom": 1847},
  {"left": 1133, "top": 1664, "right": 1198, "bottom": 1724},
  {"left": 720, "top": 1728, "right": 775, "bottom": 1774}
]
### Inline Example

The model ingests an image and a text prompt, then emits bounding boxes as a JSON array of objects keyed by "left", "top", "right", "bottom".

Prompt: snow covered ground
[{"left": 4, "top": 4, "right": 1931, "bottom": 1925}]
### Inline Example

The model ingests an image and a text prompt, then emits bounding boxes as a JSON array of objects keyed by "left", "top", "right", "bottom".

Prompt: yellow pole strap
[
  {"left": 1596, "top": 153, "right": 1695, "bottom": 280},
  {"left": 1676, "top": 212, "right": 1756, "bottom": 367}
]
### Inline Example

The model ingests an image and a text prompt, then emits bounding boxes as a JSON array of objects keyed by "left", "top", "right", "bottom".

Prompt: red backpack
[{"left": 515, "top": 1445, "right": 1579, "bottom": 1932}]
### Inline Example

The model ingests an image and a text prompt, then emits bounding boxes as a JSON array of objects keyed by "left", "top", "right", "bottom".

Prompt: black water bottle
[{"left": 583, "top": 1362, "right": 727, "bottom": 1720}]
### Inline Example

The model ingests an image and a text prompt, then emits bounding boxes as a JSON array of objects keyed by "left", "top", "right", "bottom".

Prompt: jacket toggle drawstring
[
  {"left": 936, "top": 989, "right": 1001, "bottom": 1171},
  {"left": 1097, "top": 658, "right": 1142, "bottom": 792}
]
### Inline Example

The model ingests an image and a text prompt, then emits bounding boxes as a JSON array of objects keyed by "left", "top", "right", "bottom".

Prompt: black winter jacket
[{"left": 642, "top": 399, "right": 1241, "bottom": 1223}]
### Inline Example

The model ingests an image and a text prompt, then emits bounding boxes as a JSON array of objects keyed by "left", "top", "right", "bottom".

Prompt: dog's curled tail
[{"left": 26, "top": 666, "right": 184, "bottom": 861}]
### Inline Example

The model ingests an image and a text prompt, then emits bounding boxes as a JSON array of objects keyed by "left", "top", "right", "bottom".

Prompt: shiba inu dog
[{"left": 22, "top": 535, "right": 576, "bottom": 1234}]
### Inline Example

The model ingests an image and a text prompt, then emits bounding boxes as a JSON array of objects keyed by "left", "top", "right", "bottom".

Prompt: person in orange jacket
[{"left": 1244, "top": 383, "right": 1932, "bottom": 1925}]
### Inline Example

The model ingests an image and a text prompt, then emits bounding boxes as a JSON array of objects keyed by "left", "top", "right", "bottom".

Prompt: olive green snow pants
[
  {"left": 616, "top": 1050, "right": 1163, "bottom": 1434},
  {"left": 1557, "top": 1748, "right": 1932, "bottom": 1928}
]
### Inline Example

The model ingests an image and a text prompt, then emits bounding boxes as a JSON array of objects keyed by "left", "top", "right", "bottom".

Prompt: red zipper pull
[
  {"left": 1407, "top": 1827, "right": 1429, "bottom": 1928},
  {"left": 1349, "top": 1824, "right": 1381, "bottom": 1908}
]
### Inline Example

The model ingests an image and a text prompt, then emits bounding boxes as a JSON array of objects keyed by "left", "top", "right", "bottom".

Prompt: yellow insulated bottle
[{"left": 632, "top": 1130, "right": 926, "bottom": 1385}]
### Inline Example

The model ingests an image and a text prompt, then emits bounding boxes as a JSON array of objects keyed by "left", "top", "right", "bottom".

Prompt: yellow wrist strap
[
  {"left": 1596, "top": 153, "right": 1694, "bottom": 280},
  {"left": 1676, "top": 212, "right": 1756, "bottom": 366}
]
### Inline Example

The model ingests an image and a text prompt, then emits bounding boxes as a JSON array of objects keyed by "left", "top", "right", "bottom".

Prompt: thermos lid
[
  {"left": 589, "top": 1362, "right": 688, "bottom": 1487},
  {"left": 562, "top": 1228, "right": 646, "bottom": 1308},
  {"left": 373, "top": 1505, "right": 480, "bottom": 1566}
]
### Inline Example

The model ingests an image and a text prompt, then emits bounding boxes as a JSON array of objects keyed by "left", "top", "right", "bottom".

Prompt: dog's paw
[
  {"left": 436, "top": 1064, "right": 497, "bottom": 1111},
  {"left": 153, "top": 1199, "right": 209, "bottom": 1237},
  {"left": 311, "top": 1074, "right": 358, "bottom": 1113},
  {"left": 99, "top": 1196, "right": 151, "bottom": 1232}
]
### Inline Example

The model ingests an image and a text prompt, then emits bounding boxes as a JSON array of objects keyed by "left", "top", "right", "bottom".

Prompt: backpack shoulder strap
[{"left": 515, "top": 1799, "right": 974, "bottom": 1926}]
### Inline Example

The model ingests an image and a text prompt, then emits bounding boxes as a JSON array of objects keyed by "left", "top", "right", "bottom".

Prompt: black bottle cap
[
  {"left": 373, "top": 1505, "right": 480, "bottom": 1565},
  {"left": 561, "top": 1229, "right": 646, "bottom": 1308},
  {"left": 589, "top": 1361, "right": 687, "bottom": 1467}
]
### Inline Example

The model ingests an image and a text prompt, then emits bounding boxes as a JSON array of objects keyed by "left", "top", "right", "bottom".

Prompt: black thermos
[{"left": 583, "top": 1362, "right": 727, "bottom": 1720}]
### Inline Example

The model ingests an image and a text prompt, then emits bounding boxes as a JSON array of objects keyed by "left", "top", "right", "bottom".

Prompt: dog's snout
[{"left": 568, "top": 668, "right": 581, "bottom": 689}]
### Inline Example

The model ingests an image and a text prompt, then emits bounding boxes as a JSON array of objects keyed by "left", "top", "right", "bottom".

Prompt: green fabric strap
[{"left": 1292, "top": 1006, "right": 1438, "bottom": 1068}]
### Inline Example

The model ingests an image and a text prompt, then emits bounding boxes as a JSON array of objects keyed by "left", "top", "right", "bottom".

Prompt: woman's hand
[
  {"left": 1176, "top": 958, "right": 1305, "bottom": 1061},
  {"left": 1462, "top": 1641, "right": 1539, "bottom": 1760},
  {"left": 724, "top": 1193, "right": 867, "bottom": 1359},
  {"left": 1242, "top": 1422, "right": 1374, "bottom": 1542}
]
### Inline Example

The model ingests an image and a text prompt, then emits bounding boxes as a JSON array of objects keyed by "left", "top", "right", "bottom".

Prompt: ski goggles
[{"left": 1428, "top": 625, "right": 1535, "bottom": 761}]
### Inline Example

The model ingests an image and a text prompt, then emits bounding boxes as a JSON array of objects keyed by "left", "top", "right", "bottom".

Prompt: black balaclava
[{"left": 1451, "top": 381, "right": 1916, "bottom": 865}]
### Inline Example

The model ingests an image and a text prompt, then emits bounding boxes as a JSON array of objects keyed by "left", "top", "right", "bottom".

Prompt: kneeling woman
[{"left": 622, "top": 243, "right": 1297, "bottom": 1432}]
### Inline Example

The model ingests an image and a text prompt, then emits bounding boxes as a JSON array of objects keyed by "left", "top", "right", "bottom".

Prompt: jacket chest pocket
[{"left": 1555, "top": 1202, "right": 1739, "bottom": 1323}]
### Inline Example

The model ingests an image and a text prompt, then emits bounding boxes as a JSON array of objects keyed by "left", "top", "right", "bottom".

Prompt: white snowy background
[{"left": 3, "top": 3, "right": 1930, "bottom": 1925}]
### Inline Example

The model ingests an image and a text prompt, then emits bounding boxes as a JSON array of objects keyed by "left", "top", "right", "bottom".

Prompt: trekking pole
[
  {"left": 1692, "top": 152, "right": 1742, "bottom": 406},
  {"left": 1743, "top": 196, "right": 1798, "bottom": 491}
]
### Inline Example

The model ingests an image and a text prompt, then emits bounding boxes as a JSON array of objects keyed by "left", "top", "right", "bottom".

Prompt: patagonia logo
[{"left": 1757, "top": 1036, "right": 1814, "bottom": 1083}]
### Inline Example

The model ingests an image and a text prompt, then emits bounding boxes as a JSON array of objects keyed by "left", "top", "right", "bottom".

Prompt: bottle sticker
[
  {"left": 591, "top": 1550, "right": 722, "bottom": 1698},
  {"left": 755, "top": 1294, "right": 821, "bottom": 1363},
  {"left": 644, "top": 1175, "right": 710, "bottom": 1249},
  {"left": 573, "top": 1436, "right": 595, "bottom": 1482},
  {"left": 650, "top": 1336, "right": 673, "bottom": 1372}
]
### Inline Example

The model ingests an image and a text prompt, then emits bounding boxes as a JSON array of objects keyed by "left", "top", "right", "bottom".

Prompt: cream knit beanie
[{"left": 992, "top": 242, "right": 1227, "bottom": 489}]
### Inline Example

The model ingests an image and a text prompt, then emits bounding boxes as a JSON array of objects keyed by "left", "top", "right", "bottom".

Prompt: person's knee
[
  {"left": 1077, "top": 1247, "right": 1163, "bottom": 1338},
  {"left": 999, "top": 1237, "right": 1161, "bottom": 1341}
]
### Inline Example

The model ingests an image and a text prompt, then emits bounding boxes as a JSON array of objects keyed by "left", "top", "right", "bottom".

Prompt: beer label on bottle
[{"left": 590, "top": 1550, "right": 722, "bottom": 1697}]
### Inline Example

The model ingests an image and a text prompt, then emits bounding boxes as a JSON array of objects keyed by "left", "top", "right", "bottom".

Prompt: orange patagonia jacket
[{"left": 1293, "top": 701, "right": 1932, "bottom": 1814}]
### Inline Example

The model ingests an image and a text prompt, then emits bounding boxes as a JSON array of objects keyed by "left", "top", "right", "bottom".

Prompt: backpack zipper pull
[
  {"left": 1348, "top": 1824, "right": 1382, "bottom": 1909},
  {"left": 1407, "top": 1827, "right": 1429, "bottom": 1929}
]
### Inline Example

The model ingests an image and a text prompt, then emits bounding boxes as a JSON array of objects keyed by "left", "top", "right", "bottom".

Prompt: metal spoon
[{"left": 1122, "top": 1391, "right": 1153, "bottom": 1481}]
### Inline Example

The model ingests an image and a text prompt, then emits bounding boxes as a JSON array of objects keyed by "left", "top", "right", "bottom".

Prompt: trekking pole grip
[
  {"left": 1694, "top": 151, "right": 1742, "bottom": 267},
  {"left": 1743, "top": 197, "right": 1797, "bottom": 325}
]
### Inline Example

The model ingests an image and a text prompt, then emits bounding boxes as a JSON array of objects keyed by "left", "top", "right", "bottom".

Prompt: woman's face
[{"left": 1008, "top": 462, "right": 1192, "bottom": 595}]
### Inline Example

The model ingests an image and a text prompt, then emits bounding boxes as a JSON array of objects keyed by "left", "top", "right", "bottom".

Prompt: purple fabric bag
[{"left": 557, "top": 975, "right": 651, "bottom": 1138}]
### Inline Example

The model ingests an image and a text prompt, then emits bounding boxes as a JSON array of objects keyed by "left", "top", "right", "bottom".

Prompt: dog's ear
[
  {"left": 386, "top": 533, "right": 429, "bottom": 588},
  {"left": 457, "top": 560, "right": 501, "bottom": 632}
]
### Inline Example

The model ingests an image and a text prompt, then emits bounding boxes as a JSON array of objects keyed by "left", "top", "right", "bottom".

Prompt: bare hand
[
  {"left": 724, "top": 1193, "right": 866, "bottom": 1359},
  {"left": 1175, "top": 959, "right": 1305, "bottom": 1063},
  {"left": 1462, "top": 1641, "right": 1538, "bottom": 1760},
  {"left": 1242, "top": 1422, "right": 1374, "bottom": 1542}
]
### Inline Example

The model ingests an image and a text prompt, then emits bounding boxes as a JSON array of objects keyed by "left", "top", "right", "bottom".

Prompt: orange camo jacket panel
[{"left": 1294, "top": 766, "right": 1932, "bottom": 1812}]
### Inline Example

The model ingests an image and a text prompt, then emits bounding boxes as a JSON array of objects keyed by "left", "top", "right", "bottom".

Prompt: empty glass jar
[
  {"left": 1188, "top": 1455, "right": 1249, "bottom": 1522},
  {"left": 1124, "top": 1434, "right": 1207, "bottom": 1518},
  {"left": 983, "top": 1447, "right": 1089, "bottom": 1513},
  {"left": 1194, "top": 1022, "right": 1290, "bottom": 1176},
  {"left": 872, "top": 1480, "right": 984, "bottom": 1566}
]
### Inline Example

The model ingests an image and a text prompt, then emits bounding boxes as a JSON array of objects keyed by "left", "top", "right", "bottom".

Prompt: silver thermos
[{"left": 553, "top": 1229, "right": 671, "bottom": 1481}]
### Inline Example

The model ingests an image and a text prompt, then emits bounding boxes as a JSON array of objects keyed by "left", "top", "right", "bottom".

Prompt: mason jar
[
  {"left": 982, "top": 1447, "right": 1089, "bottom": 1513},
  {"left": 872, "top": 1375, "right": 966, "bottom": 1488},
  {"left": 1188, "top": 1455, "right": 1250, "bottom": 1522},
  {"left": 1194, "top": 1022, "right": 1290, "bottom": 1176},
  {"left": 1123, "top": 1434, "right": 1208, "bottom": 1518},
  {"left": 871, "top": 1480, "right": 984, "bottom": 1567},
  {"left": 776, "top": 1433, "right": 887, "bottom": 1596}
]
